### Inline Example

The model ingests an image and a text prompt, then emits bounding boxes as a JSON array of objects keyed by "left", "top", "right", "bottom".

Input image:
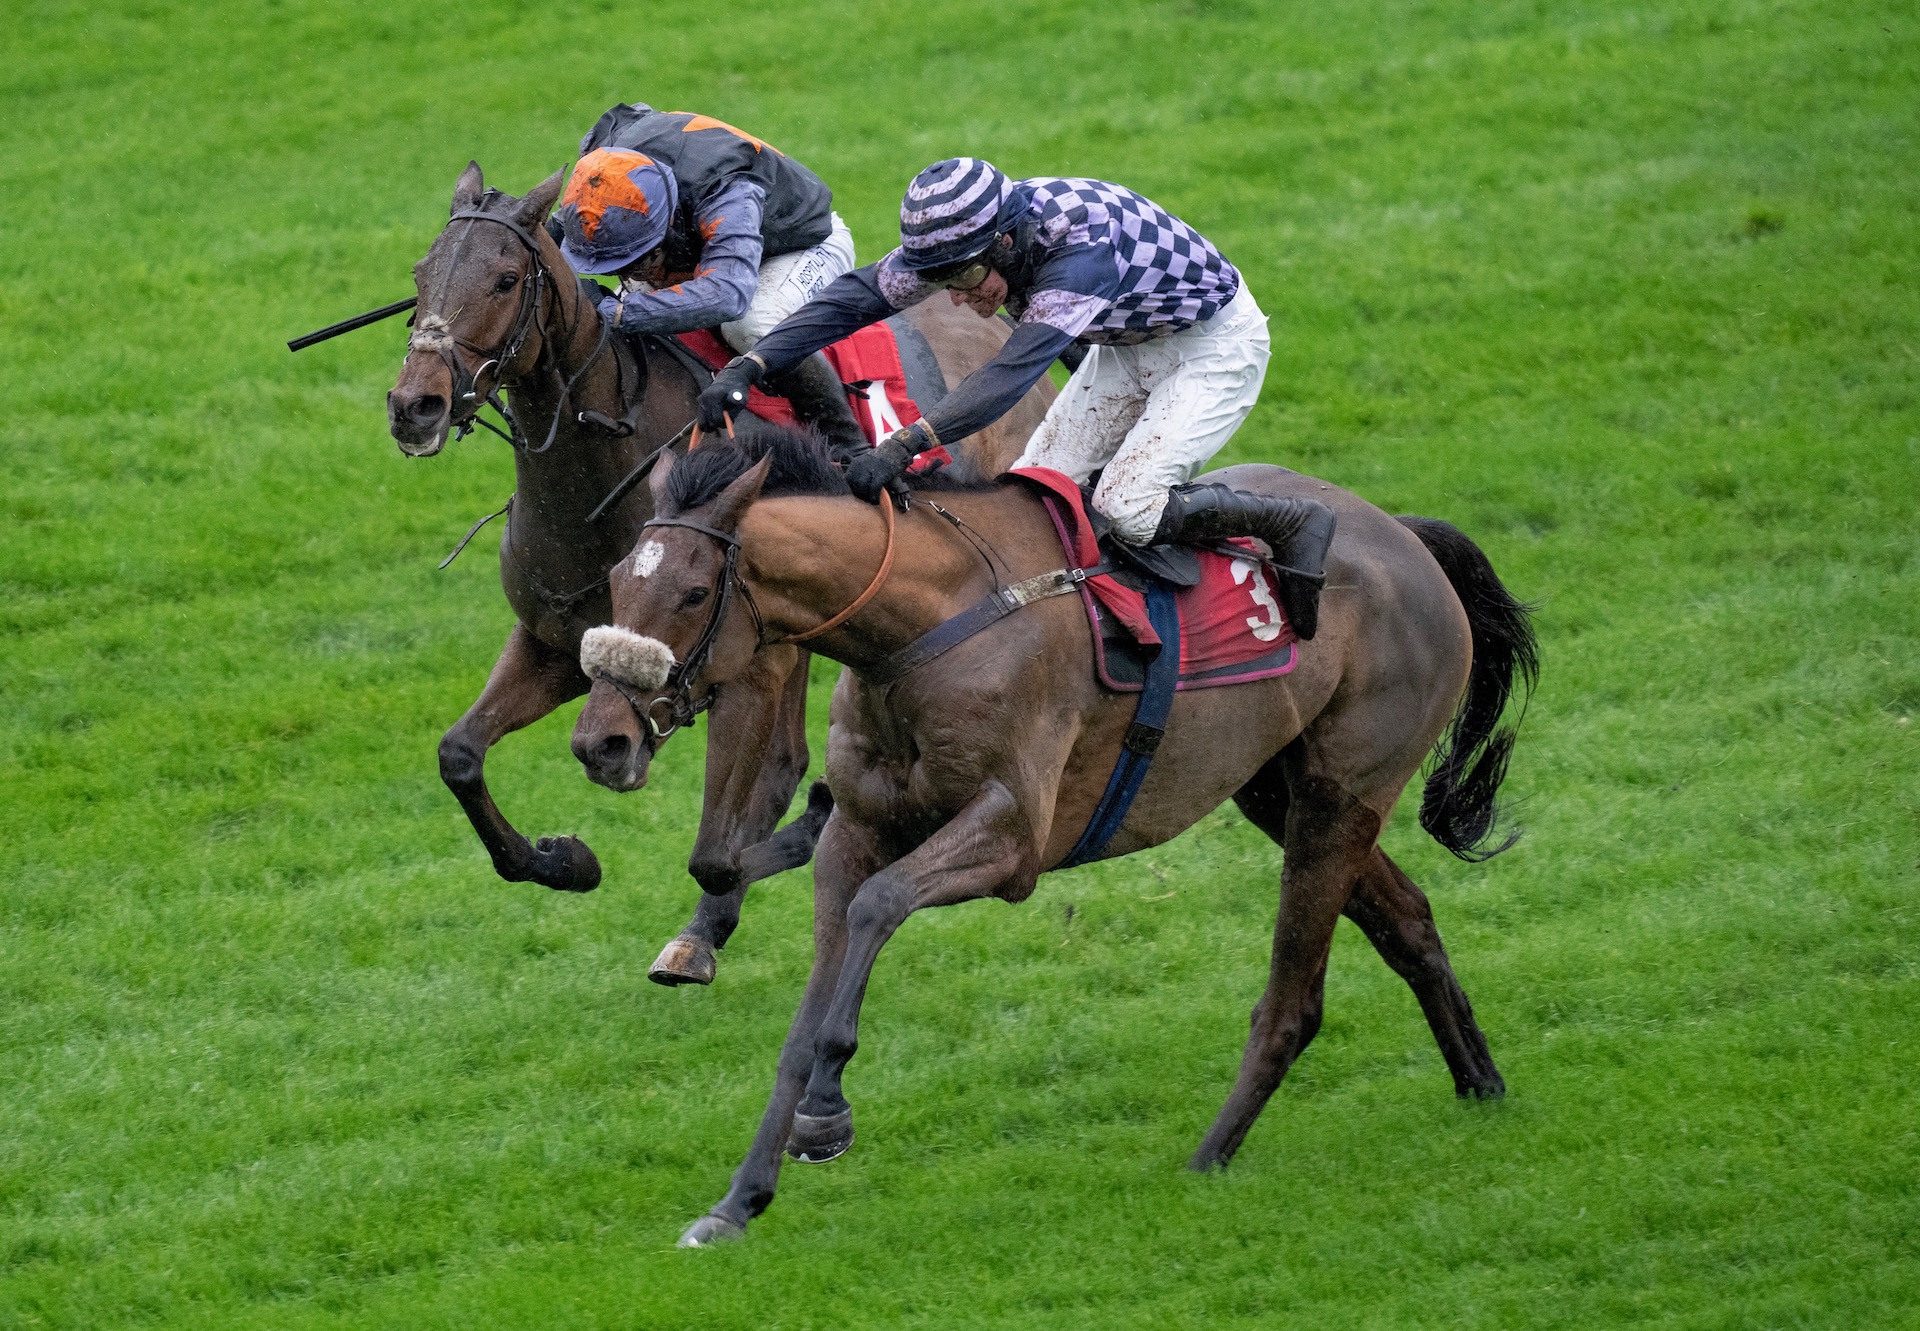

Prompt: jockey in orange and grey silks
[{"left": 554, "top": 102, "right": 865, "bottom": 449}]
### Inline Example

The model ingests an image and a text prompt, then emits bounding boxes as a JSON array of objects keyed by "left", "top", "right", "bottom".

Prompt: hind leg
[
  {"left": 1191, "top": 769, "right": 1382, "bottom": 1170},
  {"left": 1345, "top": 850, "right": 1504, "bottom": 1099}
]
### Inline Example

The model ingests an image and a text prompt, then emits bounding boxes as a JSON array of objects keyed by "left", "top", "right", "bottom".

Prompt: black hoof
[
  {"left": 648, "top": 935, "right": 718, "bottom": 987},
  {"left": 787, "top": 1107, "right": 854, "bottom": 1164},
  {"left": 1458, "top": 1074, "right": 1507, "bottom": 1101},
  {"left": 677, "top": 1213, "right": 744, "bottom": 1248},
  {"left": 530, "top": 835, "right": 602, "bottom": 892}
]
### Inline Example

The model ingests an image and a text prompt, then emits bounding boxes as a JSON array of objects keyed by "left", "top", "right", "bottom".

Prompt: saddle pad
[
  {"left": 674, "top": 325, "right": 943, "bottom": 464},
  {"left": 1013, "top": 467, "right": 1300, "bottom": 692}
]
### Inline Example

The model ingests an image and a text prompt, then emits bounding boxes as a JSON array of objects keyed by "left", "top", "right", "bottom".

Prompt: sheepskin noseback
[{"left": 580, "top": 626, "right": 675, "bottom": 691}]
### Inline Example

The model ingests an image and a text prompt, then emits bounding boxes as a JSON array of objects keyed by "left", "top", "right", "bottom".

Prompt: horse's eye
[
  {"left": 494, "top": 272, "right": 518, "bottom": 293},
  {"left": 681, "top": 586, "right": 710, "bottom": 609}
]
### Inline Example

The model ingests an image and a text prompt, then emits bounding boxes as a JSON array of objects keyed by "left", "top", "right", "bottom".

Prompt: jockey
[
  {"left": 554, "top": 102, "right": 866, "bottom": 449},
  {"left": 696, "top": 158, "right": 1336, "bottom": 638}
]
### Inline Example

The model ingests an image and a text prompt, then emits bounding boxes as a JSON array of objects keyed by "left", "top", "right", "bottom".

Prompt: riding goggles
[{"left": 923, "top": 257, "right": 993, "bottom": 291}]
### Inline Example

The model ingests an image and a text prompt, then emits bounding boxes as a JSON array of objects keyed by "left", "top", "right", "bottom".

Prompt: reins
[{"left": 788, "top": 496, "right": 898, "bottom": 643}]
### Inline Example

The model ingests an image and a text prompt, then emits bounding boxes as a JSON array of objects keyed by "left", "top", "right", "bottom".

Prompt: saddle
[{"left": 1009, "top": 468, "right": 1301, "bottom": 694}]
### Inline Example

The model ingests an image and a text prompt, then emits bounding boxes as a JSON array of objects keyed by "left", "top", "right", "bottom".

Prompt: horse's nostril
[
  {"left": 408, "top": 394, "right": 448, "bottom": 424},
  {"left": 593, "top": 734, "right": 631, "bottom": 771}
]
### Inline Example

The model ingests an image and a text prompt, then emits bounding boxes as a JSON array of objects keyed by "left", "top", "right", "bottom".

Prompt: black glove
[
  {"left": 697, "top": 355, "right": 765, "bottom": 434},
  {"left": 577, "top": 276, "right": 613, "bottom": 309},
  {"left": 845, "top": 427, "right": 921, "bottom": 503}
]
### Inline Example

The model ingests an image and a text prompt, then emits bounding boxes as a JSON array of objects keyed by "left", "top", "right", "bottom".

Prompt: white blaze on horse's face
[
  {"left": 579, "top": 626, "right": 675, "bottom": 691},
  {"left": 633, "top": 539, "right": 666, "bottom": 579}
]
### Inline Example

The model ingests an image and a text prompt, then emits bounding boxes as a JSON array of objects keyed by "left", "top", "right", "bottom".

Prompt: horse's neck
[
  {"left": 503, "top": 337, "right": 696, "bottom": 561},
  {"left": 744, "top": 489, "right": 1053, "bottom": 669}
]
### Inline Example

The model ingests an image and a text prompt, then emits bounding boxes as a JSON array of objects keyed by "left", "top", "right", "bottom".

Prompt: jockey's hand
[
  {"left": 846, "top": 427, "right": 921, "bottom": 503},
  {"left": 577, "top": 276, "right": 612, "bottom": 304},
  {"left": 698, "top": 355, "right": 765, "bottom": 434}
]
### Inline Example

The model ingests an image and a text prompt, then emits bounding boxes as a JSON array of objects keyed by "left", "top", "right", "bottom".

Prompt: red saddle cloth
[
  {"left": 1010, "top": 467, "right": 1300, "bottom": 690},
  {"left": 674, "top": 325, "right": 952, "bottom": 468}
]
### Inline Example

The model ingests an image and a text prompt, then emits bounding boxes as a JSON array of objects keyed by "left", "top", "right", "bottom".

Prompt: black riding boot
[
  {"left": 1152, "top": 483, "right": 1337, "bottom": 640},
  {"left": 767, "top": 352, "right": 868, "bottom": 456}
]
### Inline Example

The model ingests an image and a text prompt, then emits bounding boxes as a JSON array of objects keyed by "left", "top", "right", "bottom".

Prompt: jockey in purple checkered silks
[
  {"left": 697, "top": 157, "right": 1335, "bottom": 638},
  {"left": 554, "top": 102, "right": 866, "bottom": 450}
]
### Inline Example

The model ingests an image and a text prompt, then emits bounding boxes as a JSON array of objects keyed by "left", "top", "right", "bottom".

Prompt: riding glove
[
  {"left": 845, "top": 427, "right": 923, "bottom": 502},
  {"left": 698, "top": 355, "right": 765, "bottom": 434}
]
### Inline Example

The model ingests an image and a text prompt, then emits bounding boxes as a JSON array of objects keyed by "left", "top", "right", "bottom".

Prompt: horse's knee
[
  {"left": 845, "top": 876, "right": 912, "bottom": 935},
  {"left": 1251, "top": 996, "right": 1323, "bottom": 1061},
  {"left": 688, "top": 851, "right": 743, "bottom": 896},
  {"left": 438, "top": 728, "right": 484, "bottom": 791}
]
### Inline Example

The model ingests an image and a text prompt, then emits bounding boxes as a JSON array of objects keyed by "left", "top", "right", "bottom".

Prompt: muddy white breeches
[
  {"left": 1013, "top": 283, "right": 1271, "bottom": 543},
  {"left": 721, "top": 213, "right": 858, "bottom": 352}
]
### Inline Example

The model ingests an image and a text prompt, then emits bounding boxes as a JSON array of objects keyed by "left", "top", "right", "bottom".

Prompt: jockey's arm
[
  {"left": 605, "top": 179, "right": 766, "bottom": 335},
  {"left": 907, "top": 246, "right": 1116, "bottom": 450},
  {"left": 744, "top": 259, "right": 912, "bottom": 376},
  {"left": 912, "top": 321, "right": 1075, "bottom": 449}
]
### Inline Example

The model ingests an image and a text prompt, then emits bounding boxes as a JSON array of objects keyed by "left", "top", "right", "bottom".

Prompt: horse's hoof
[
  {"left": 530, "top": 835, "right": 602, "bottom": 893},
  {"left": 648, "top": 935, "right": 717, "bottom": 987},
  {"left": 787, "top": 1107, "right": 854, "bottom": 1164},
  {"left": 677, "top": 1213, "right": 744, "bottom": 1248}
]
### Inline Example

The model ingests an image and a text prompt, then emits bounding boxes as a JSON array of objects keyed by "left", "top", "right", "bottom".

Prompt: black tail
[{"left": 1398, "top": 516, "right": 1540, "bottom": 861}]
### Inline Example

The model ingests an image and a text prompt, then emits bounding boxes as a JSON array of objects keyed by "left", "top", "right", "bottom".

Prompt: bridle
[
  {"left": 607, "top": 497, "right": 900, "bottom": 743},
  {"left": 410, "top": 207, "right": 629, "bottom": 454}
]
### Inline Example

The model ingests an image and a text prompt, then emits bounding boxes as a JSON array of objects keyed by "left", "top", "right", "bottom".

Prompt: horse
[
  {"left": 385, "top": 163, "right": 1055, "bottom": 986},
  {"left": 569, "top": 429, "right": 1538, "bottom": 1245}
]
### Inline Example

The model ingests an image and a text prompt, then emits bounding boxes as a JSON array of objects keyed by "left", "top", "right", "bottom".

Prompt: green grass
[{"left": 3, "top": 0, "right": 1917, "bottom": 1325}]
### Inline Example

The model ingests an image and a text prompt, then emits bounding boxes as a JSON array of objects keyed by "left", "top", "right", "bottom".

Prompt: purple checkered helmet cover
[{"left": 898, "top": 157, "right": 1016, "bottom": 270}]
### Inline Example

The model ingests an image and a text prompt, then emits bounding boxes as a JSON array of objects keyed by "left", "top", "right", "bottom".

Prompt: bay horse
[
  {"left": 570, "top": 429, "right": 1537, "bottom": 1245},
  {"left": 385, "top": 164, "right": 1054, "bottom": 985}
]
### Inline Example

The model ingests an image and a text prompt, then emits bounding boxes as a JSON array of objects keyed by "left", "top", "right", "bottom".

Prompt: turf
[{"left": 3, "top": 0, "right": 1916, "bottom": 1325}]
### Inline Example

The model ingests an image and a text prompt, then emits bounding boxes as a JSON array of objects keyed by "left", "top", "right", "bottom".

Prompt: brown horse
[
  {"left": 385, "top": 164, "right": 1053, "bottom": 985},
  {"left": 570, "top": 429, "right": 1537, "bottom": 1245}
]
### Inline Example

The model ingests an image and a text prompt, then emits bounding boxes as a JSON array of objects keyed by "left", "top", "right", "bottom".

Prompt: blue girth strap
[{"left": 1061, "top": 581, "right": 1181, "bottom": 868}]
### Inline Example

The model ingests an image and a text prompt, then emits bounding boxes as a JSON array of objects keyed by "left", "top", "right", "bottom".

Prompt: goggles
[{"left": 923, "top": 256, "right": 993, "bottom": 291}]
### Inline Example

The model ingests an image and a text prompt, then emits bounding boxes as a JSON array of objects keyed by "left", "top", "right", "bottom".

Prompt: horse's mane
[{"left": 666, "top": 421, "right": 992, "bottom": 513}]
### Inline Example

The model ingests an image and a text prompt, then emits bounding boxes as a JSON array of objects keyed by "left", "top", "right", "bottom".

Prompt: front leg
[
  {"left": 789, "top": 779, "right": 1038, "bottom": 1163},
  {"left": 438, "top": 623, "right": 600, "bottom": 892},
  {"left": 679, "top": 814, "right": 877, "bottom": 1246},
  {"left": 650, "top": 644, "right": 820, "bottom": 986}
]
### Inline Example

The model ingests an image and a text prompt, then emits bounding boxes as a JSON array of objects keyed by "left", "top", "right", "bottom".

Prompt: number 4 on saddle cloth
[
  {"left": 673, "top": 322, "right": 954, "bottom": 470},
  {"left": 1010, "top": 467, "right": 1301, "bottom": 694}
]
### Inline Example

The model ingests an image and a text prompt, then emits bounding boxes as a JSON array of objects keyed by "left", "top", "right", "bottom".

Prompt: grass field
[{"left": 4, "top": 0, "right": 1917, "bottom": 1325}]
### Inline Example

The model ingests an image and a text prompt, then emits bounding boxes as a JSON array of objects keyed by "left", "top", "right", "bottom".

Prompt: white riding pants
[
  {"left": 1013, "top": 282, "right": 1271, "bottom": 543},
  {"left": 721, "top": 212, "right": 858, "bottom": 352}
]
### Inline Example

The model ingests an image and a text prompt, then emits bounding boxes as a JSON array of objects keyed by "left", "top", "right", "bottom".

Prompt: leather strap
[
  {"left": 862, "top": 565, "right": 1091, "bottom": 688},
  {"left": 1060, "top": 580, "right": 1182, "bottom": 868}
]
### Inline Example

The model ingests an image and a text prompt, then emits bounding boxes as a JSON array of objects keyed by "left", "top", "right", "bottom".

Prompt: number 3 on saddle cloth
[
  {"left": 673, "top": 324, "right": 954, "bottom": 472},
  {"left": 1010, "top": 467, "right": 1301, "bottom": 692},
  {"left": 1009, "top": 467, "right": 1299, "bottom": 867}
]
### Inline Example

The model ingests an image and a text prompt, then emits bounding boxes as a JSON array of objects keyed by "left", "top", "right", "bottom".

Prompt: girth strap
[
  {"left": 1060, "top": 581, "right": 1182, "bottom": 869},
  {"left": 862, "top": 565, "right": 1093, "bottom": 688}
]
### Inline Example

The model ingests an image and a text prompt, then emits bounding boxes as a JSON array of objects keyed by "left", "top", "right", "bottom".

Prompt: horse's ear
[
  {"left": 517, "top": 167, "right": 568, "bottom": 229},
  {"left": 451, "top": 161, "right": 484, "bottom": 215},
  {"left": 707, "top": 455, "right": 773, "bottom": 531},
  {"left": 647, "top": 447, "right": 678, "bottom": 514}
]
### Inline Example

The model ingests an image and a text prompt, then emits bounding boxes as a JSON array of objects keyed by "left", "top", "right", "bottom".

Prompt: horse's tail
[{"left": 1397, "top": 516, "right": 1540, "bottom": 862}]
